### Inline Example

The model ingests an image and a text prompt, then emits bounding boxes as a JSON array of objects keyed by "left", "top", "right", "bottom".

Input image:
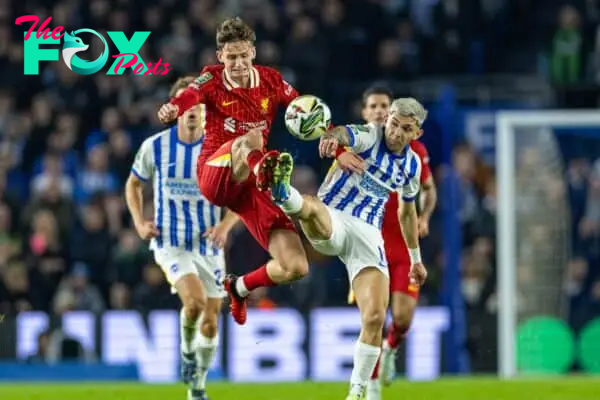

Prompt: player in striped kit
[
  {"left": 125, "top": 77, "right": 238, "bottom": 400},
  {"left": 267, "top": 98, "right": 429, "bottom": 400},
  {"left": 339, "top": 87, "right": 437, "bottom": 400}
]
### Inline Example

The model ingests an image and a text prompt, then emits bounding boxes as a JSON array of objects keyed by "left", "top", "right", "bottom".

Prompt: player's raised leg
[
  {"left": 230, "top": 127, "right": 280, "bottom": 190},
  {"left": 222, "top": 136, "right": 309, "bottom": 325},
  {"left": 266, "top": 152, "right": 334, "bottom": 241}
]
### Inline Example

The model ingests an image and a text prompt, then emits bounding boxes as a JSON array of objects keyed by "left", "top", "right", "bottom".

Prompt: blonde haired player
[
  {"left": 125, "top": 77, "right": 238, "bottom": 400},
  {"left": 266, "top": 97, "right": 429, "bottom": 400},
  {"left": 339, "top": 87, "right": 437, "bottom": 400}
]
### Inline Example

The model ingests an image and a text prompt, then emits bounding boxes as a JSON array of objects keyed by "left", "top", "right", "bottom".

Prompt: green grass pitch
[{"left": 0, "top": 378, "right": 599, "bottom": 400}]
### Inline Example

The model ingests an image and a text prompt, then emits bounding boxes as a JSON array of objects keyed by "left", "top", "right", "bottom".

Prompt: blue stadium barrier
[{"left": 0, "top": 362, "right": 139, "bottom": 381}]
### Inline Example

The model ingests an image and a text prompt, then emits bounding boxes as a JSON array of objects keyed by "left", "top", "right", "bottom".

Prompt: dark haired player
[{"left": 158, "top": 18, "right": 309, "bottom": 326}]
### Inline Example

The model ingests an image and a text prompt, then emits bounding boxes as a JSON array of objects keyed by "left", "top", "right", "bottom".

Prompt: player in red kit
[
  {"left": 157, "top": 18, "right": 308, "bottom": 325},
  {"left": 338, "top": 86, "right": 437, "bottom": 400}
]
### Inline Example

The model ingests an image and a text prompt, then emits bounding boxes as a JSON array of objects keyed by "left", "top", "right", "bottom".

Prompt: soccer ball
[{"left": 284, "top": 95, "right": 332, "bottom": 141}]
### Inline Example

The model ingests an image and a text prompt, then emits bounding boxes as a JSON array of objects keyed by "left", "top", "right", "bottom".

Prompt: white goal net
[{"left": 496, "top": 111, "right": 600, "bottom": 378}]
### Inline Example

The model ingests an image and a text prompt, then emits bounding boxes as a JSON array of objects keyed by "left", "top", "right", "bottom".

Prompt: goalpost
[{"left": 496, "top": 110, "right": 600, "bottom": 378}]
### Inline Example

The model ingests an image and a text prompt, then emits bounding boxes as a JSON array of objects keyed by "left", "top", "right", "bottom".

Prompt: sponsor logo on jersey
[
  {"left": 260, "top": 98, "right": 269, "bottom": 113},
  {"left": 222, "top": 100, "right": 236, "bottom": 106},
  {"left": 359, "top": 174, "right": 388, "bottom": 198}
]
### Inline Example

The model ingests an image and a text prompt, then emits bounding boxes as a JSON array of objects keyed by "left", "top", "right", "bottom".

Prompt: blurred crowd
[{"left": 0, "top": 0, "right": 598, "bottom": 362}]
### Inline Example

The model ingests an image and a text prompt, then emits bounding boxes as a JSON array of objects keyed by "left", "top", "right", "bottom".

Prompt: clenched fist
[
  {"left": 319, "top": 136, "right": 339, "bottom": 158},
  {"left": 158, "top": 103, "right": 179, "bottom": 124},
  {"left": 409, "top": 262, "right": 428, "bottom": 286},
  {"left": 135, "top": 220, "right": 160, "bottom": 240}
]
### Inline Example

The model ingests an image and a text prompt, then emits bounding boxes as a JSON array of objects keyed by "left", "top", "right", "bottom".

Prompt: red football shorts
[
  {"left": 197, "top": 139, "right": 296, "bottom": 250},
  {"left": 385, "top": 245, "right": 420, "bottom": 299}
]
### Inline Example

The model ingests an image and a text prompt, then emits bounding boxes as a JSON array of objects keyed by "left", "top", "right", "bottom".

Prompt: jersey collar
[{"left": 222, "top": 67, "right": 260, "bottom": 90}]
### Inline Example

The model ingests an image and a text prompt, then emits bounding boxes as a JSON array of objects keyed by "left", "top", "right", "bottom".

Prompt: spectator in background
[
  {"left": 565, "top": 257, "right": 590, "bottom": 331},
  {"left": 36, "top": 129, "right": 79, "bottom": 180},
  {"left": 30, "top": 153, "right": 74, "bottom": 198},
  {"left": 0, "top": 203, "right": 20, "bottom": 266},
  {"left": 0, "top": 261, "right": 40, "bottom": 314},
  {"left": 52, "top": 262, "right": 105, "bottom": 314},
  {"left": 70, "top": 203, "right": 112, "bottom": 284},
  {"left": 26, "top": 209, "right": 68, "bottom": 310},
  {"left": 75, "top": 144, "right": 118, "bottom": 204},
  {"left": 132, "top": 263, "right": 178, "bottom": 311},
  {"left": 551, "top": 5, "right": 585, "bottom": 84},
  {"left": 21, "top": 179, "right": 75, "bottom": 241},
  {"left": 108, "top": 129, "right": 134, "bottom": 185},
  {"left": 107, "top": 229, "right": 150, "bottom": 287},
  {"left": 109, "top": 282, "right": 131, "bottom": 310},
  {"left": 283, "top": 15, "right": 327, "bottom": 94}
]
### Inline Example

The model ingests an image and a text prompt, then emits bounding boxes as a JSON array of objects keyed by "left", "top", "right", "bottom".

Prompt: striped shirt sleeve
[
  {"left": 402, "top": 154, "right": 422, "bottom": 202},
  {"left": 131, "top": 138, "right": 155, "bottom": 182},
  {"left": 344, "top": 123, "right": 378, "bottom": 153}
]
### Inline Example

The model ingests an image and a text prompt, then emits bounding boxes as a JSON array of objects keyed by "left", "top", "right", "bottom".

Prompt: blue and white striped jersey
[
  {"left": 318, "top": 122, "right": 422, "bottom": 229},
  {"left": 131, "top": 126, "right": 222, "bottom": 256}
]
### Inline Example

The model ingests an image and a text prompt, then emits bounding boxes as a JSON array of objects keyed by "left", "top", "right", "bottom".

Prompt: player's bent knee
[
  {"left": 200, "top": 315, "right": 218, "bottom": 338},
  {"left": 237, "top": 130, "right": 263, "bottom": 152},
  {"left": 392, "top": 312, "right": 413, "bottom": 333},
  {"left": 281, "top": 256, "right": 309, "bottom": 280},
  {"left": 182, "top": 293, "right": 207, "bottom": 321},
  {"left": 391, "top": 294, "right": 417, "bottom": 332},
  {"left": 361, "top": 305, "right": 386, "bottom": 332}
]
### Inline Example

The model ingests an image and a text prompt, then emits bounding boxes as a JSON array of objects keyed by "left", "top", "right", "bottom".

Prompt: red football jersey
[
  {"left": 169, "top": 65, "right": 299, "bottom": 166},
  {"left": 382, "top": 140, "right": 432, "bottom": 258}
]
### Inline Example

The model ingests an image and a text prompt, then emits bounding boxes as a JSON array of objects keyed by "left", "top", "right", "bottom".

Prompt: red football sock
[
  {"left": 371, "top": 354, "right": 381, "bottom": 379},
  {"left": 246, "top": 150, "right": 264, "bottom": 175},
  {"left": 386, "top": 323, "right": 407, "bottom": 349},
  {"left": 242, "top": 264, "right": 276, "bottom": 291}
]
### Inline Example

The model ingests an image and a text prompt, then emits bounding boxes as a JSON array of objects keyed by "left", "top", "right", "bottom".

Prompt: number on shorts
[{"left": 214, "top": 268, "right": 224, "bottom": 287}]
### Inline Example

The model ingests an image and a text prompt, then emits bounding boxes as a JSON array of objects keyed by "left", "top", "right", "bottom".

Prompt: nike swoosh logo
[{"left": 222, "top": 100, "right": 236, "bottom": 106}]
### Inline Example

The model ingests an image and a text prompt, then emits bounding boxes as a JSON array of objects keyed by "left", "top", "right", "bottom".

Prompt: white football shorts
[
  {"left": 305, "top": 206, "right": 389, "bottom": 283},
  {"left": 153, "top": 247, "right": 226, "bottom": 298}
]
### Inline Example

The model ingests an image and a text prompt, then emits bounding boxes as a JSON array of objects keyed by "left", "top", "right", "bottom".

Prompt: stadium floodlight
[{"left": 496, "top": 110, "right": 600, "bottom": 378}]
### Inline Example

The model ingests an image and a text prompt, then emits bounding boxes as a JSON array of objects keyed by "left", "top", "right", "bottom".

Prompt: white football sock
[
  {"left": 279, "top": 186, "right": 303, "bottom": 215},
  {"left": 193, "top": 332, "right": 219, "bottom": 390},
  {"left": 235, "top": 277, "right": 250, "bottom": 297},
  {"left": 180, "top": 308, "right": 198, "bottom": 355},
  {"left": 350, "top": 341, "right": 381, "bottom": 396}
]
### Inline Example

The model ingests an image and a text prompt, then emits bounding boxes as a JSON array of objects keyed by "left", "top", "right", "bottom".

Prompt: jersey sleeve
[
  {"left": 276, "top": 73, "right": 299, "bottom": 107},
  {"left": 402, "top": 156, "right": 422, "bottom": 202},
  {"left": 343, "top": 123, "right": 378, "bottom": 153},
  {"left": 169, "top": 69, "right": 213, "bottom": 117},
  {"left": 131, "top": 139, "right": 155, "bottom": 183}
]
